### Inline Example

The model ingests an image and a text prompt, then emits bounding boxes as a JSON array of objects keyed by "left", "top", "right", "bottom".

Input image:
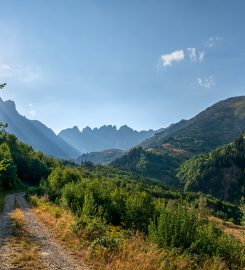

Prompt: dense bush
[
  {"left": 0, "top": 144, "right": 20, "bottom": 191},
  {"left": 38, "top": 165, "right": 245, "bottom": 268},
  {"left": 149, "top": 202, "right": 244, "bottom": 268}
]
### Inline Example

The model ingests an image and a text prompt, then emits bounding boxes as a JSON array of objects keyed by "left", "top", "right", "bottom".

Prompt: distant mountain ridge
[
  {"left": 76, "top": 149, "right": 125, "bottom": 165},
  {"left": 0, "top": 98, "right": 155, "bottom": 160},
  {"left": 112, "top": 96, "right": 245, "bottom": 186},
  {"left": 58, "top": 125, "right": 154, "bottom": 154},
  {"left": 140, "top": 96, "right": 245, "bottom": 153},
  {"left": 0, "top": 98, "right": 80, "bottom": 159}
]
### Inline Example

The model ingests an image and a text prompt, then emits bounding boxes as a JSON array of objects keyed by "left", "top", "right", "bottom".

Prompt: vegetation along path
[{"left": 0, "top": 193, "right": 90, "bottom": 270}]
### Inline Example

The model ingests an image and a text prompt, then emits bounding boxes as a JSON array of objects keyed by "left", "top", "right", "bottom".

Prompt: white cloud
[
  {"left": 187, "top": 48, "right": 205, "bottom": 62},
  {"left": 161, "top": 50, "right": 185, "bottom": 66},
  {"left": 29, "top": 110, "right": 36, "bottom": 117},
  {"left": 207, "top": 37, "right": 223, "bottom": 47},
  {"left": 0, "top": 64, "right": 12, "bottom": 77},
  {"left": 198, "top": 51, "right": 205, "bottom": 62},
  {"left": 197, "top": 76, "right": 214, "bottom": 88},
  {"left": 0, "top": 63, "right": 42, "bottom": 83},
  {"left": 187, "top": 48, "right": 197, "bottom": 61},
  {"left": 159, "top": 47, "right": 205, "bottom": 69}
]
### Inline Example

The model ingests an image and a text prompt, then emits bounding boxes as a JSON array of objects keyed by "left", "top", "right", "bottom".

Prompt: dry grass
[
  {"left": 30, "top": 196, "right": 230, "bottom": 270},
  {"left": 210, "top": 216, "right": 245, "bottom": 244},
  {"left": 31, "top": 196, "right": 83, "bottom": 250},
  {"left": 90, "top": 234, "right": 194, "bottom": 270},
  {"left": 7, "top": 207, "right": 48, "bottom": 270}
]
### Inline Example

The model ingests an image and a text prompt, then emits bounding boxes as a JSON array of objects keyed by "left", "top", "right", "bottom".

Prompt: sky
[{"left": 0, "top": 0, "right": 245, "bottom": 133}]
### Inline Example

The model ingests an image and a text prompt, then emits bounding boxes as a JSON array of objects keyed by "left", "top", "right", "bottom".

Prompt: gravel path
[
  {"left": 15, "top": 193, "right": 89, "bottom": 270},
  {"left": 0, "top": 193, "right": 90, "bottom": 270}
]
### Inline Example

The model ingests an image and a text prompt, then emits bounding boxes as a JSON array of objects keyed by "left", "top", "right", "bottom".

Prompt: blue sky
[{"left": 0, "top": 0, "right": 244, "bottom": 133}]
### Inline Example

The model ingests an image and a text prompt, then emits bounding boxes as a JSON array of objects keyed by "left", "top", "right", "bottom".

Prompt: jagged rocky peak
[
  {"left": 119, "top": 125, "right": 132, "bottom": 131},
  {"left": 71, "top": 126, "right": 80, "bottom": 132},
  {"left": 0, "top": 98, "right": 17, "bottom": 111},
  {"left": 82, "top": 126, "right": 92, "bottom": 133},
  {"left": 58, "top": 124, "right": 155, "bottom": 154}
]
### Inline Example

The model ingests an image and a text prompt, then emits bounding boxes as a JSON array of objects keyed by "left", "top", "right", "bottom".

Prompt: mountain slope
[
  {"left": 111, "top": 147, "right": 182, "bottom": 187},
  {"left": 0, "top": 98, "right": 80, "bottom": 159},
  {"left": 58, "top": 125, "right": 154, "bottom": 154},
  {"left": 141, "top": 96, "right": 245, "bottom": 153},
  {"left": 76, "top": 149, "right": 125, "bottom": 164},
  {"left": 113, "top": 96, "right": 245, "bottom": 188},
  {"left": 177, "top": 136, "right": 245, "bottom": 203}
]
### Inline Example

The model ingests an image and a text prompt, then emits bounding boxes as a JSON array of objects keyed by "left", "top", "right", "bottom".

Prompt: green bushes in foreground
[
  {"left": 149, "top": 202, "right": 244, "bottom": 268},
  {"left": 31, "top": 165, "right": 244, "bottom": 268}
]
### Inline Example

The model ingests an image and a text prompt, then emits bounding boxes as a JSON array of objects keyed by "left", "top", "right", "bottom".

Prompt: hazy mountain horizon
[
  {"left": 58, "top": 124, "right": 155, "bottom": 154},
  {"left": 0, "top": 97, "right": 156, "bottom": 158}
]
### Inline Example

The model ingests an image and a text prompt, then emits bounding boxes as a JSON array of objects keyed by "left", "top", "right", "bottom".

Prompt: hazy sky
[{"left": 0, "top": 0, "right": 245, "bottom": 133}]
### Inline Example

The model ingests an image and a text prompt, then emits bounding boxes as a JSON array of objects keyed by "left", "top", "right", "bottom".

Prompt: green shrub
[
  {"left": 122, "top": 191, "right": 154, "bottom": 232},
  {"left": 74, "top": 216, "right": 107, "bottom": 241},
  {"left": 149, "top": 203, "right": 244, "bottom": 268},
  {"left": 48, "top": 166, "right": 81, "bottom": 196}
]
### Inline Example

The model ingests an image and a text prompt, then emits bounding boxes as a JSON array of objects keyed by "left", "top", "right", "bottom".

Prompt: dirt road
[{"left": 0, "top": 193, "right": 90, "bottom": 270}]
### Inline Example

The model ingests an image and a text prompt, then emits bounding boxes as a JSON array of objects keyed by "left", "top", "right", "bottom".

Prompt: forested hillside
[
  {"left": 0, "top": 123, "right": 56, "bottom": 193},
  {"left": 76, "top": 149, "right": 125, "bottom": 164},
  {"left": 177, "top": 136, "right": 245, "bottom": 204},
  {"left": 111, "top": 147, "right": 182, "bottom": 186},
  {"left": 111, "top": 97, "right": 245, "bottom": 187}
]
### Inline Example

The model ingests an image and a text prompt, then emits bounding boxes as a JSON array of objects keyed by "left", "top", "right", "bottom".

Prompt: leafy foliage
[
  {"left": 149, "top": 202, "right": 244, "bottom": 268},
  {"left": 33, "top": 164, "right": 245, "bottom": 268},
  {"left": 0, "top": 124, "right": 57, "bottom": 193}
]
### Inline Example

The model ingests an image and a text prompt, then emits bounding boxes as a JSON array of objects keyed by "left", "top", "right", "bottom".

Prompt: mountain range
[
  {"left": 111, "top": 96, "right": 245, "bottom": 186},
  {"left": 58, "top": 125, "right": 154, "bottom": 154},
  {"left": 0, "top": 98, "right": 154, "bottom": 159}
]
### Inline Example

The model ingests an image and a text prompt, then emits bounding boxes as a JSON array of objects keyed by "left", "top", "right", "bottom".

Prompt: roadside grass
[
  {"left": 8, "top": 207, "right": 48, "bottom": 270},
  {"left": 30, "top": 195, "right": 231, "bottom": 270}
]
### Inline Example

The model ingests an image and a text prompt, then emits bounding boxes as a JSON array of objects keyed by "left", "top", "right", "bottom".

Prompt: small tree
[
  {"left": 0, "top": 82, "right": 8, "bottom": 140},
  {"left": 0, "top": 83, "right": 6, "bottom": 90}
]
